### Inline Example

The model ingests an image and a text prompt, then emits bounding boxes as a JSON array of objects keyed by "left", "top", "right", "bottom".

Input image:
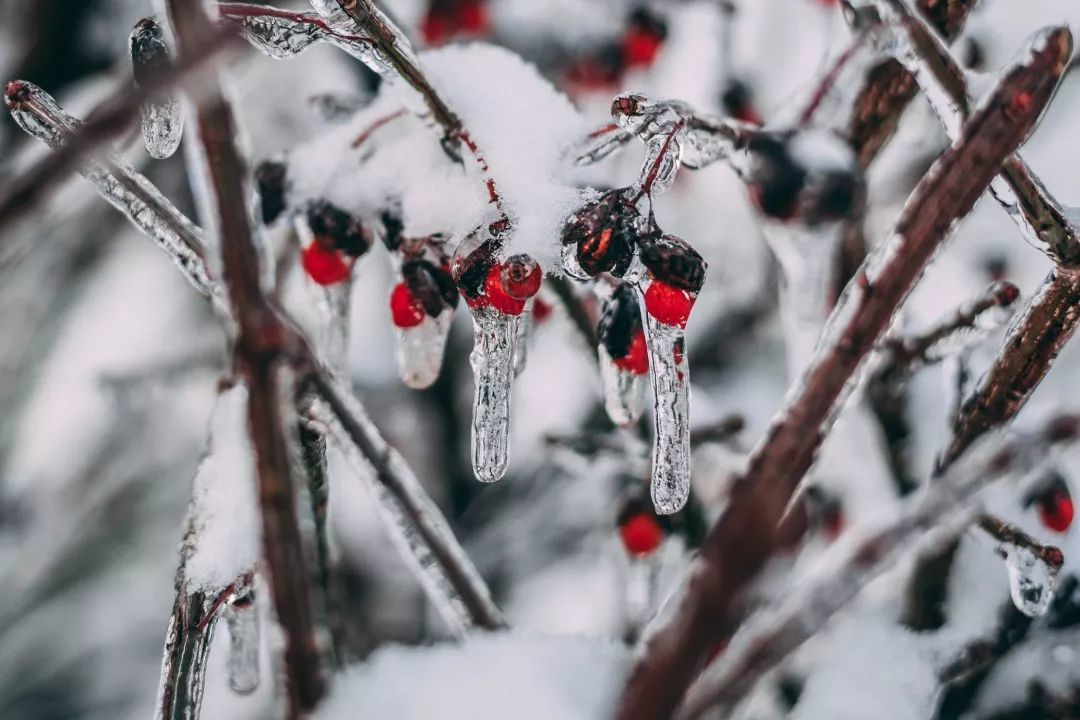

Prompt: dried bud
[
  {"left": 561, "top": 190, "right": 638, "bottom": 277},
  {"left": 402, "top": 259, "right": 459, "bottom": 318},
  {"left": 598, "top": 283, "right": 642, "bottom": 360},
  {"left": 640, "top": 234, "right": 706, "bottom": 293},
  {"left": 306, "top": 200, "right": 371, "bottom": 257},
  {"left": 254, "top": 160, "right": 288, "bottom": 225}
]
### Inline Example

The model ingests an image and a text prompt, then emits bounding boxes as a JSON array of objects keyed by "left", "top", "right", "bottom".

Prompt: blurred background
[{"left": 3, "top": 1, "right": 1080, "bottom": 718}]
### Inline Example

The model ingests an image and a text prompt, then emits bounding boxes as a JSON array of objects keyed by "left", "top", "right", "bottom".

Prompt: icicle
[
  {"left": 623, "top": 555, "right": 662, "bottom": 637},
  {"left": 223, "top": 590, "right": 260, "bottom": 695},
  {"left": 1000, "top": 542, "right": 1062, "bottom": 617},
  {"left": 5, "top": 81, "right": 224, "bottom": 310},
  {"left": 130, "top": 18, "right": 183, "bottom": 159},
  {"left": 308, "top": 392, "right": 503, "bottom": 635},
  {"left": 640, "top": 308, "right": 691, "bottom": 514},
  {"left": 317, "top": 281, "right": 352, "bottom": 373},
  {"left": 600, "top": 344, "right": 648, "bottom": 428},
  {"left": 470, "top": 306, "right": 519, "bottom": 483},
  {"left": 396, "top": 312, "right": 452, "bottom": 389},
  {"left": 514, "top": 298, "right": 533, "bottom": 377}
]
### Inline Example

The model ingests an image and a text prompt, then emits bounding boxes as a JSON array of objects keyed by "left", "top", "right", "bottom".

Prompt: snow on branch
[{"left": 611, "top": 26, "right": 1073, "bottom": 720}]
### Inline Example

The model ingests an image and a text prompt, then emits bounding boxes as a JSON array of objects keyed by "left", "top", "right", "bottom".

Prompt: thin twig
[
  {"left": 165, "top": 2, "right": 324, "bottom": 714},
  {"left": 0, "top": 22, "right": 241, "bottom": 240},
  {"left": 611, "top": 30, "right": 1072, "bottom": 720}
]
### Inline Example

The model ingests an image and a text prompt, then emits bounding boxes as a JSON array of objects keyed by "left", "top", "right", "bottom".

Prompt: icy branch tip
[{"left": 4, "top": 80, "right": 30, "bottom": 108}]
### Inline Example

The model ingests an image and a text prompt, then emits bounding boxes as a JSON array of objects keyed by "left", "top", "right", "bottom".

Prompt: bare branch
[{"left": 611, "top": 28, "right": 1072, "bottom": 720}]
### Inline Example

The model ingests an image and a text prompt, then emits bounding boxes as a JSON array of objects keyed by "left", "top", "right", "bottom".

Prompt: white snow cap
[
  {"left": 184, "top": 384, "right": 261, "bottom": 591},
  {"left": 315, "top": 633, "right": 630, "bottom": 720}
]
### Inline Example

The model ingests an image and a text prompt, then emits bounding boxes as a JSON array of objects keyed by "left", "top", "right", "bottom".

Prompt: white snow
[
  {"left": 183, "top": 384, "right": 262, "bottom": 591},
  {"left": 314, "top": 633, "right": 629, "bottom": 720}
]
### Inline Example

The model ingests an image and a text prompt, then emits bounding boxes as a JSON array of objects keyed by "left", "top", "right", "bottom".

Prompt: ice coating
[
  {"left": 514, "top": 299, "right": 533, "bottom": 377},
  {"left": 153, "top": 598, "right": 218, "bottom": 720},
  {"left": 1000, "top": 543, "right": 1061, "bottom": 618},
  {"left": 922, "top": 292, "right": 1018, "bottom": 362},
  {"left": 396, "top": 312, "right": 452, "bottom": 389},
  {"left": 223, "top": 7, "right": 328, "bottom": 59},
  {"left": 636, "top": 131, "right": 683, "bottom": 198},
  {"left": 223, "top": 591, "right": 260, "bottom": 695},
  {"left": 639, "top": 300, "right": 692, "bottom": 515},
  {"left": 316, "top": 280, "right": 353, "bottom": 373},
  {"left": 130, "top": 18, "right": 183, "bottom": 159},
  {"left": 610, "top": 93, "right": 746, "bottom": 171},
  {"left": 309, "top": 391, "right": 502, "bottom": 635},
  {"left": 469, "top": 306, "right": 519, "bottom": 483},
  {"left": 5, "top": 81, "right": 226, "bottom": 313},
  {"left": 599, "top": 345, "right": 648, "bottom": 428},
  {"left": 622, "top": 555, "right": 661, "bottom": 638}
]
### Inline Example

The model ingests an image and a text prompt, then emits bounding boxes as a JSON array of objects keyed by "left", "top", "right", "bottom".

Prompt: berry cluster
[
  {"left": 564, "top": 8, "right": 668, "bottom": 93},
  {"left": 301, "top": 201, "right": 373, "bottom": 286}
]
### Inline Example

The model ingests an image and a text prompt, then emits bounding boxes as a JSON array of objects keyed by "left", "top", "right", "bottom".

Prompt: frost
[{"left": 184, "top": 386, "right": 261, "bottom": 592}]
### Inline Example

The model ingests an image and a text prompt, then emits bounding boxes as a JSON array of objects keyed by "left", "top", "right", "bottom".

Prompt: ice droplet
[
  {"left": 622, "top": 554, "right": 661, "bottom": 638},
  {"left": 225, "top": 10, "right": 326, "bottom": 59},
  {"left": 223, "top": 592, "right": 260, "bottom": 695},
  {"left": 637, "top": 132, "right": 683, "bottom": 197},
  {"left": 514, "top": 299, "right": 533, "bottom": 377},
  {"left": 1000, "top": 543, "right": 1061, "bottom": 618},
  {"left": 130, "top": 18, "right": 183, "bottom": 159},
  {"left": 469, "top": 306, "right": 519, "bottom": 483},
  {"left": 638, "top": 294, "right": 692, "bottom": 515},
  {"left": 396, "top": 312, "right": 452, "bottom": 389}
]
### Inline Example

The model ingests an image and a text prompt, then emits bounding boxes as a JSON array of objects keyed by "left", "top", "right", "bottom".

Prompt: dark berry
[
  {"left": 803, "top": 168, "right": 863, "bottom": 225},
  {"left": 721, "top": 79, "right": 762, "bottom": 125},
  {"left": 302, "top": 243, "right": 351, "bottom": 286},
  {"left": 598, "top": 283, "right": 643, "bottom": 359},
  {"left": 640, "top": 234, "right": 706, "bottom": 293},
  {"left": 452, "top": 232, "right": 500, "bottom": 302},
  {"left": 380, "top": 210, "right": 405, "bottom": 252},
  {"left": 501, "top": 254, "right": 542, "bottom": 300},
  {"left": 402, "top": 259, "right": 459, "bottom": 318},
  {"left": 307, "top": 201, "right": 371, "bottom": 257},
  {"left": 561, "top": 190, "right": 638, "bottom": 277},
  {"left": 254, "top": 160, "right": 288, "bottom": 225},
  {"left": 130, "top": 17, "right": 170, "bottom": 86},
  {"left": 390, "top": 282, "right": 426, "bottom": 328},
  {"left": 644, "top": 281, "right": 695, "bottom": 328},
  {"left": 746, "top": 133, "right": 806, "bottom": 221},
  {"left": 484, "top": 263, "right": 526, "bottom": 316}
]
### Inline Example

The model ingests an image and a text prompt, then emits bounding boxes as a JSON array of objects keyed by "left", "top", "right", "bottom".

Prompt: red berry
[
  {"left": 302, "top": 242, "right": 351, "bottom": 286},
  {"left": 390, "top": 282, "right": 426, "bottom": 328},
  {"left": 622, "top": 28, "right": 663, "bottom": 67},
  {"left": 533, "top": 298, "right": 554, "bottom": 323},
  {"left": 457, "top": 0, "right": 489, "bottom": 35},
  {"left": 1037, "top": 486, "right": 1074, "bottom": 533},
  {"left": 822, "top": 506, "right": 844, "bottom": 541},
  {"left": 420, "top": 11, "right": 451, "bottom": 44},
  {"left": 502, "top": 255, "right": 543, "bottom": 300},
  {"left": 619, "top": 512, "right": 664, "bottom": 556},
  {"left": 644, "top": 281, "right": 695, "bottom": 327},
  {"left": 484, "top": 263, "right": 527, "bottom": 315},
  {"left": 613, "top": 330, "right": 649, "bottom": 375}
]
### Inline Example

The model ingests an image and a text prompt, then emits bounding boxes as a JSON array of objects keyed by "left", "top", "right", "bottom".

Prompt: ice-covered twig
[
  {"left": 862, "top": 0, "right": 1080, "bottom": 265},
  {"left": 868, "top": 281, "right": 1019, "bottom": 495},
  {"left": 218, "top": 2, "right": 374, "bottom": 58},
  {"left": 156, "top": 586, "right": 223, "bottom": 720},
  {"left": 611, "top": 29, "right": 1072, "bottom": 720},
  {"left": 674, "top": 431, "right": 1067, "bottom": 720},
  {"left": 0, "top": 21, "right": 240, "bottom": 240},
  {"left": 165, "top": 1, "right": 325, "bottom": 714},
  {"left": 977, "top": 514, "right": 1065, "bottom": 571},
  {"left": 4, "top": 81, "right": 227, "bottom": 315},
  {"left": 844, "top": 0, "right": 977, "bottom": 168},
  {"left": 304, "top": 370, "right": 507, "bottom": 630}
]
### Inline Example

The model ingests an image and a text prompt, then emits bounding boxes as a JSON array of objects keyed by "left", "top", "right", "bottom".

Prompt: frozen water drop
[
  {"left": 469, "top": 306, "right": 519, "bottom": 483},
  {"left": 396, "top": 312, "right": 452, "bottom": 389},
  {"left": 599, "top": 345, "right": 647, "bottom": 428},
  {"left": 224, "top": 10, "right": 326, "bottom": 59},
  {"left": 1000, "top": 543, "right": 1062, "bottom": 618},
  {"left": 130, "top": 18, "right": 183, "bottom": 159},
  {"left": 223, "top": 592, "right": 260, "bottom": 695},
  {"left": 638, "top": 296, "right": 692, "bottom": 515},
  {"left": 514, "top": 299, "right": 533, "bottom": 377}
]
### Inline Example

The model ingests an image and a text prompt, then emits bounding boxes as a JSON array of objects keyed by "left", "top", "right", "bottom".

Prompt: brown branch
[
  {"left": 0, "top": 22, "right": 241, "bottom": 241},
  {"left": 156, "top": 586, "right": 220, "bottom": 720},
  {"left": 611, "top": 29, "right": 1072, "bottom": 720},
  {"left": 978, "top": 513, "right": 1065, "bottom": 569},
  {"left": 165, "top": 2, "right": 324, "bottom": 715}
]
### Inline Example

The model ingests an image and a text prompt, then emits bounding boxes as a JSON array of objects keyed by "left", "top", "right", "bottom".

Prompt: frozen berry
[
  {"left": 302, "top": 243, "right": 351, "bottom": 286},
  {"left": 457, "top": 0, "right": 489, "bottom": 34},
  {"left": 501, "top": 254, "right": 543, "bottom": 300},
  {"left": 640, "top": 234, "right": 706, "bottom": 293},
  {"left": 564, "top": 43, "right": 624, "bottom": 92},
  {"left": 721, "top": 79, "right": 763, "bottom": 125},
  {"left": 254, "top": 159, "right": 288, "bottom": 225},
  {"left": 746, "top": 133, "right": 806, "bottom": 221},
  {"left": 614, "top": 330, "right": 650, "bottom": 375},
  {"left": 1037, "top": 485, "right": 1074, "bottom": 534},
  {"left": 561, "top": 190, "right": 638, "bottom": 277},
  {"left": 598, "top": 283, "right": 642, "bottom": 355},
  {"left": 390, "top": 282, "right": 426, "bottom": 328},
  {"left": 533, "top": 298, "right": 554, "bottom": 323},
  {"left": 620, "top": 512, "right": 664, "bottom": 556},
  {"left": 485, "top": 263, "right": 527, "bottom": 315},
  {"left": 644, "top": 281, "right": 695, "bottom": 328},
  {"left": 402, "top": 260, "right": 458, "bottom": 318},
  {"left": 307, "top": 200, "right": 371, "bottom": 257},
  {"left": 452, "top": 228, "right": 500, "bottom": 302}
]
